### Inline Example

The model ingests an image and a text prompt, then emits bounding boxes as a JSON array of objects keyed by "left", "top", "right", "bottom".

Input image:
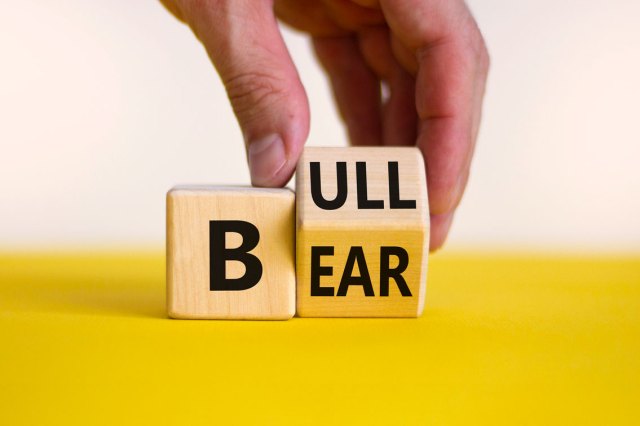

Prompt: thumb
[{"left": 182, "top": 0, "right": 309, "bottom": 187}]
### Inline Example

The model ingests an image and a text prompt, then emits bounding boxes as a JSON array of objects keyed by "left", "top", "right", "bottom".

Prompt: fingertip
[
  {"left": 427, "top": 169, "right": 468, "bottom": 215},
  {"left": 429, "top": 212, "right": 454, "bottom": 252}
]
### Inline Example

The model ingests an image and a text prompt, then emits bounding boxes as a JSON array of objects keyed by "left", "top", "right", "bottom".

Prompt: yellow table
[{"left": 1, "top": 251, "right": 639, "bottom": 425}]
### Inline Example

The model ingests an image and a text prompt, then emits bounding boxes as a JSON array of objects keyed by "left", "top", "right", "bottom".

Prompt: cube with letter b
[
  {"left": 167, "top": 186, "right": 295, "bottom": 319},
  {"left": 296, "top": 147, "right": 430, "bottom": 317}
]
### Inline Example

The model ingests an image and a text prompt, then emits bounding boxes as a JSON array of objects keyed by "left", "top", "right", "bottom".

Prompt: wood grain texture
[
  {"left": 167, "top": 186, "right": 295, "bottom": 320},
  {"left": 296, "top": 147, "right": 430, "bottom": 317}
]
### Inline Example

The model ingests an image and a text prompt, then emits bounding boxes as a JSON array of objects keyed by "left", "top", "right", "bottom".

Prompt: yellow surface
[{"left": 1, "top": 251, "right": 639, "bottom": 425}]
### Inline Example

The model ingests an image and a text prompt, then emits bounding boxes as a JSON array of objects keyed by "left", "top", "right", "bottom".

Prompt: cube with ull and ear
[
  {"left": 167, "top": 186, "right": 295, "bottom": 320},
  {"left": 296, "top": 147, "right": 430, "bottom": 317}
]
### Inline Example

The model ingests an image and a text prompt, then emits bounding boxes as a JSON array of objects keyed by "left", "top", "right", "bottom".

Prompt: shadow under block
[
  {"left": 296, "top": 147, "right": 430, "bottom": 317},
  {"left": 167, "top": 186, "right": 295, "bottom": 320}
]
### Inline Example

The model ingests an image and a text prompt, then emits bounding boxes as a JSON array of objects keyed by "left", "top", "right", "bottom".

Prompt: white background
[{"left": 1, "top": 0, "right": 639, "bottom": 252}]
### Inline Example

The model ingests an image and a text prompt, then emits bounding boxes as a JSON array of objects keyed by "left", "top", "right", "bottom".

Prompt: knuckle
[
  {"left": 453, "top": 24, "right": 490, "bottom": 77},
  {"left": 475, "top": 36, "right": 490, "bottom": 74},
  {"left": 466, "top": 25, "right": 490, "bottom": 74}
]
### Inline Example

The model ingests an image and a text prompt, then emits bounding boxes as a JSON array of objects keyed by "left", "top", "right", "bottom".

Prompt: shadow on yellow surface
[{"left": 0, "top": 251, "right": 639, "bottom": 425}]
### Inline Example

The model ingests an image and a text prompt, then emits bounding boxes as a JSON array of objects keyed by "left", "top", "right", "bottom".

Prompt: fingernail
[
  {"left": 429, "top": 212, "right": 455, "bottom": 252},
  {"left": 450, "top": 173, "right": 468, "bottom": 211},
  {"left": 247, "top": 134, "right": 286, "bottom": 187}
]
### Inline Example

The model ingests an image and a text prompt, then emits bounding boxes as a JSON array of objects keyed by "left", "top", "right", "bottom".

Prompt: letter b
[{"left": 210, "top": 220, "right": 263, "bottom": 291}]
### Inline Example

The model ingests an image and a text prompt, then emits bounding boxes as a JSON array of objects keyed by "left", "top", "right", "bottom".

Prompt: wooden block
[
  {"left": 167, "top": 186, "right": 295, "bottom": 320},
  {"left": 295, "top": 147, "right": 429, "bottom": 317}
]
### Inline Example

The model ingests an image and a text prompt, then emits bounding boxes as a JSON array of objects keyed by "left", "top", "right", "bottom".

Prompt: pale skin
[{"left": 160, "top": 0, "right": 489, "bottom": 251}]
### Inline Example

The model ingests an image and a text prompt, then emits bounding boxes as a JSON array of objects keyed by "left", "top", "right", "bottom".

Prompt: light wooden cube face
[
  {"left": 167, "top": 186, "right": 295, "bottom": 320},
  {"left": 296, "top": 147, "right": 430, "bottom": 317}
]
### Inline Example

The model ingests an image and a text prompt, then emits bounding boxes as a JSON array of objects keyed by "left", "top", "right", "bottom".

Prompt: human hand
[{"left": 159, "top": 0, "right": 489, "bottom": 251}]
